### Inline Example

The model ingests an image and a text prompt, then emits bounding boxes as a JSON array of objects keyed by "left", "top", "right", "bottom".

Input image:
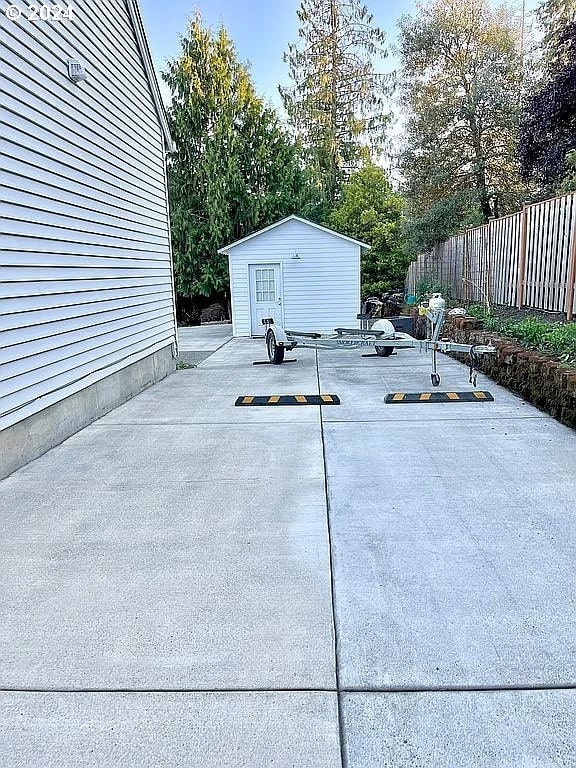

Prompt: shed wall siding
[
  {"left": 228, "top": 218, "right": 360, "bottom": 336},
  {"left": 0, "top": 0, "right": 176, "bottom": 431}
]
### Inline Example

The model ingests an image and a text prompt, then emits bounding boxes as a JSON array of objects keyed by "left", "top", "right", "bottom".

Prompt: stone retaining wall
[{"left": 444, "top": 317, "right": 576, "bottom": 429}]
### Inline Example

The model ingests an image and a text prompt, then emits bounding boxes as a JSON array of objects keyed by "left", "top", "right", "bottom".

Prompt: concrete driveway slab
[
  {"left": 176, "top": 324, "right": 233, "bottom": 365},
  {"left": 324, "top": 416, "right": 576, "bottom": 482},
  {"left": 12, "top": 422, "right": 324, "bottom": 483},
  {"left": 97, "top": 375, "right": 322, "bottom": 425},
  {"left": 330, "top": 492, "right": 576, "bottom": 688},
  {"left": 177, "top": 324, "right": 232, "bottom": 351},
  {"left": 0, "top": 336, "right": 334, "bottom": 690},
  {"left": 0, "top": 691, "right": 341, "bottom": 768},
  {"left": 2, "top": 327, "right": 576, "bottom": 765},
  {"left": 318, "top": 365, "right": 535, "bottom": 422},
  {"left": 169, "top": 365, "right": 319, "bottom": 390},
  {"left": 318, "top": 347, "right": 452, "bottom": 370},
  {"left": 342, "top": 691, "right": 576, "bottom": 767},
  {"left": 0, "top": 474, "right": 333, "bottom": 689},
  {"left": 198, "top": 339, "right": 316, "bottom": 369},
  {"left": 318, "top": 347, "right": 465, "bottom": 372},
  {"left": 324, "top": 415, "right": 576, "bottom": 689}
]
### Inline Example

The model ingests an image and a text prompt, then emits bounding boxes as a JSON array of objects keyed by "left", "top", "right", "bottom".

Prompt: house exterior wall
[
  {"left": 228, "top": 218, "right": 361, "bottom": 336},
  {"left": 0, "top": 0, "right": 177, "bottom": 440}
]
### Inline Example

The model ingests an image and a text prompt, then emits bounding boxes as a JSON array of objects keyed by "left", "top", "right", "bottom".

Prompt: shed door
[{"left": 249, "top": 264, "right": 282, "bottom": 335}]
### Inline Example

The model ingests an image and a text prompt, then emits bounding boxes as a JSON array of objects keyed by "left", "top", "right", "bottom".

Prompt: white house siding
[
  {"left": 227, "top": 218, "right": 360, "bottom": 336},
  {"left": 0, "top": 0, "right": 176, "bottom": 431}
]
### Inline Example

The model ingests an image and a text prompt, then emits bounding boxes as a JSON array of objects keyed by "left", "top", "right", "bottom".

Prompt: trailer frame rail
[{"left": 262, "top": 308, "right": 495, "bottom": 388}]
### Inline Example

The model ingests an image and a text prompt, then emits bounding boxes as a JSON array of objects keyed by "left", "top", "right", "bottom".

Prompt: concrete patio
[{"left": 1, "top": 325, "right": 575, "bottom": 766}]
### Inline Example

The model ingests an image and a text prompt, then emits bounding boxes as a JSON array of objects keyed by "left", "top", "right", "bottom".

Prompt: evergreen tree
[
  {"left": 164, "top": 15, "right": 313, "bottom": 311},
  {"left": 538, "top": 0, "right": 576, "bottom": 74},
  {"left": 281, "top": 0, "right": 390, "bottom": 209}
]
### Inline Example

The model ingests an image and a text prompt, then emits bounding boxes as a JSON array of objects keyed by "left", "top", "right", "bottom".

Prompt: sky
[
  {"left": 139, "top": 0, "right": 542, "bottom": 109},
  {"left": 139, "top": 0, "right": 423, "bottom": 107}
]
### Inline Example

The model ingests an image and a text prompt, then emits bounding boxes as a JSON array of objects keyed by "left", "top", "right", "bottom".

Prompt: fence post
[
  {"left": 566, "top": 203, "right": 576, "bottom": 321},
  {"left": 516, "top": 205, "right": 528, "bottom": 308},
  {"left": 485, "top": 221, "right": 493, "bottom": 309}
]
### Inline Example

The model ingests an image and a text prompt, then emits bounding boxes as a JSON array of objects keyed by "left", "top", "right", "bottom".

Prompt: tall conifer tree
[
  {"left": 164, "top": 15, "right": 312, "bottom": 310},
  {"left": 281, "top": 0, "right": 390, "bottom": 208}
]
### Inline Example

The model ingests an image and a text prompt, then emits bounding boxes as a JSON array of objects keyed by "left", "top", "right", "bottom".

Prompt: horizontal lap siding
[
  {"left": 228, "top": 257, "right": 250, "bottom": 337},
  {"left": 282, "top": 249, "right": 359, "bottom": 331},
  {"left": 228, "top": 219, "right": 360, "bottom": 335},
  {"left": 0, "top": 0, "right": 176, "bottom": 430}
]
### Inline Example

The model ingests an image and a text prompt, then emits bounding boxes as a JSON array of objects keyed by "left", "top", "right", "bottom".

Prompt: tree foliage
[
  {"left": 328, "top": 164, "right": 407, "bottom": 294},
  {"left": 281, "top": 0, "right": 390, "bottom": 208},
  {"left": 537, "top": 0, "right": 576, "bottom": 74},
  {"left": 398, "top": 0, "right": 525, "bottom": 253},
  {"left": 164, "top": 15, "right": 314, "bottom": 303},
  {"left": 518, "top": 12, "right": 576, "bottom": 191},
  {"left": 403, "top": 190, "right": 484, "bottom": 255}
]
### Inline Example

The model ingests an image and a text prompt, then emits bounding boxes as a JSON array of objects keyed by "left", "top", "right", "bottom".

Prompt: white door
[{"left": 249, "top": 264, "right": 282, "bottom": 335}]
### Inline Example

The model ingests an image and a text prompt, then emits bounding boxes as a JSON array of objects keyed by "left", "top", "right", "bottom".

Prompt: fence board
[{"left": 406, "top": 193, "right": 576, "bottom": 316}]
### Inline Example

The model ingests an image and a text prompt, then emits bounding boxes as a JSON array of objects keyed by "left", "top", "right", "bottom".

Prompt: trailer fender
[
  {"left": 262, "top": 320, "right": 289, "bottom": 345},
  {"left": 370, "top": 319, "right": 396, "bottom": 338}
]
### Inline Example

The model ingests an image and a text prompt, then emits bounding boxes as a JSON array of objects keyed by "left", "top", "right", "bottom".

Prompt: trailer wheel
[
  {"left": 375, "top": 345, "right": 394, "bottom": 357},
  {"left": 266, "top": 329, "right": 285, "bottom": 364}
]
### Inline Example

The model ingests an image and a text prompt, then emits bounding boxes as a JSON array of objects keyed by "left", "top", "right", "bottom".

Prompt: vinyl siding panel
[
  {"left": 1, "top": 31, "right": 162, "bottom": 165},
  {"left": 227, "top": 218, "right": 361, "bottom": 336},
  {"left": 2, "top": 164, "right": 168, "bottom": 224},
  {"left": 0, "top": 0, "right": 176, "bottom": 431}
]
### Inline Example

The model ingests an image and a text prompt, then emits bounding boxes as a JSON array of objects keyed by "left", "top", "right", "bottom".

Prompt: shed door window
[{"left": 254, "top": 268, "right": 276, "bottom": 302}]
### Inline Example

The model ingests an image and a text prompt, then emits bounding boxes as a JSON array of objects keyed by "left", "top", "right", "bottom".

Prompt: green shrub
[
  {"left": 481, "top": 316, "right": 576, "bottom": 363},
  {"left": 467, "top": 303, "right": 489, "bottom": 320},
  {"left": 545, "top": 323, "right": 576, "bottom": 362},
  {"left": 483, "top": 315, "right": 513, "bottom": 334},
  {"left": 509, "top": 317, "right": 549, "bottom": 348},
  {"left": 464, "top": 306, "right": 576, "bottom": 363}
]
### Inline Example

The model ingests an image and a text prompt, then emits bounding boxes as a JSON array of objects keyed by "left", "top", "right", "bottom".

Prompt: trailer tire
[
  {"left": 375, "top": 345, "right": 394, "bottom": 357},
  {"left": 266, "top": 329, "right": 285, "bottom": 364}
]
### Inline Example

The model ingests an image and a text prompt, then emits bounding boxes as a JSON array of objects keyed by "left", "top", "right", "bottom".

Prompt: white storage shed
[{"left": 219, "top": 216, "right": 369, "bottom": 337}]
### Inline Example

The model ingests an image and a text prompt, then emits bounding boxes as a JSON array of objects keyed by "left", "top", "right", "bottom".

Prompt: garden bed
[{"left": 443, "top": 315, "right": 576, "bottom": 429}]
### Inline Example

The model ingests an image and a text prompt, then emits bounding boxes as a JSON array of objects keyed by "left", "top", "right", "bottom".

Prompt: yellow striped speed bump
[
  {"left": 385, "top": 391, "right": 494, "bottom": 404},
  {"left": 235, "top": 394, "right": 340, "bottom": 406}
]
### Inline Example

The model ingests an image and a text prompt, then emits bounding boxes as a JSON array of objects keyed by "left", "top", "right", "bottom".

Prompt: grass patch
[{"left": 176, "top": 360, "right": 196, "bottom": 370}]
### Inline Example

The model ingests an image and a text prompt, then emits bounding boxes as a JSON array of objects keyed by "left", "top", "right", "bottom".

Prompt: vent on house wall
[{"left": 67, "top": 59, "right": 88, "bottom": 83}]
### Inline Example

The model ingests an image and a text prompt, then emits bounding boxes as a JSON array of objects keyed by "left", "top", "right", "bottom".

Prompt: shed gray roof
[{"left": 218, "top": 215, "right": 371, "bottom": 254}]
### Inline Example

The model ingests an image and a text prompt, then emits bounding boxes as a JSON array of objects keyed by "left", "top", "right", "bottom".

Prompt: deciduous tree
[
  {"left": 328, "top": 164, "right": 407, "bottom": 294},
  {"left": 538, "top": 0, "right": 576, "bottom": 74},
  {"left": 398, "top": 0, "right": 525, "bottom": 251},
  {"left": 518, "top": 8, "right": 576, "bottom": 191}
]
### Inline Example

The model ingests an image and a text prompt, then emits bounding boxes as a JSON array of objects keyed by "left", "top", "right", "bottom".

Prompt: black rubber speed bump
[
  {"left": 252, "top": 359, "right": 298, "bottom": 365},
  {"left": 235, "top": 394, "right": 340, "bottom": 406},
  {"left": 385, "top": 391, "right": 494, "bottom": 404}
]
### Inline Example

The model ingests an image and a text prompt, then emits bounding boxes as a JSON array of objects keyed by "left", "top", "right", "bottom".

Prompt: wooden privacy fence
[{"left": 406, "top": 192, "right": 576, "bottom": 320}]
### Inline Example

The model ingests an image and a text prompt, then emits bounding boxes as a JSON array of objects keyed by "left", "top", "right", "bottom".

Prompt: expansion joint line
[{"left": 314, "top": 349, "right": 348, "bottom": 768}]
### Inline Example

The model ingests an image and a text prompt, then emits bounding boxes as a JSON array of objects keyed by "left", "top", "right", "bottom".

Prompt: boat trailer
[{"left": 262, "top": 304, "right": 495, "bottom": 388}]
